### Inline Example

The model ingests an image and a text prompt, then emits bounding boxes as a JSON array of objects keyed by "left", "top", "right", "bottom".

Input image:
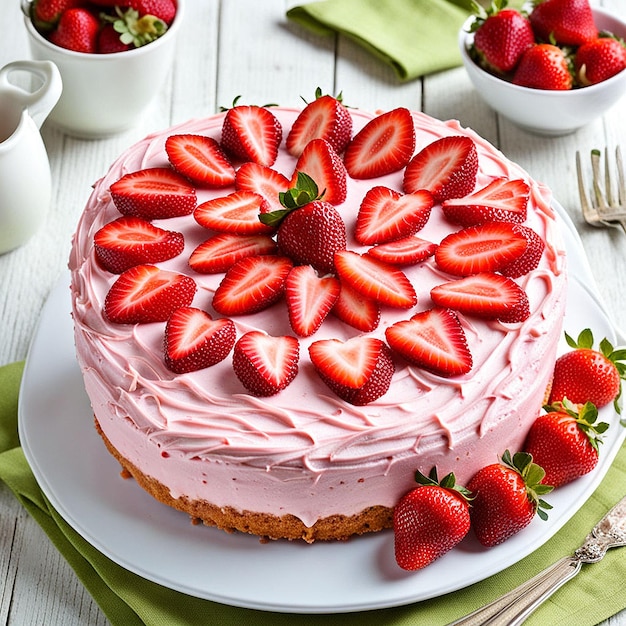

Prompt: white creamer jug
[{"left": 0, "top": 60, "right": 62, "bottom": 254}]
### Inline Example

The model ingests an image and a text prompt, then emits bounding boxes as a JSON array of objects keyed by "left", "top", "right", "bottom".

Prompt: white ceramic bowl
[
  {"left": 21, "top": 0, "right": 184, "bottom": 138},
  {"left": 459, "top": 7, "right": 626, "bottom": 136}
]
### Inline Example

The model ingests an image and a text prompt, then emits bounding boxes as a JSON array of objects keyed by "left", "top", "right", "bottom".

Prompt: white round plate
[{"left": 18, "top": 203, "right": 626, "bottom": 614}]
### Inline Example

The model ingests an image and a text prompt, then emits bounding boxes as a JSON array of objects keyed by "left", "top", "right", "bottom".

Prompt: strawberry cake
[{"left": 69, "top": 98, "right": 567, "bottom": 542}]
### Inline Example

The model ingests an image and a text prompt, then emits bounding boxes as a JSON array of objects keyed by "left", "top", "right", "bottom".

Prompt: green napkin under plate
[{"left": 1, "top": 359, "right": 625, "bottom": 625}]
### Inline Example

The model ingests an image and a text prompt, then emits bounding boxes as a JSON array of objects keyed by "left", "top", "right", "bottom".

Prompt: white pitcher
[{"left": 0, "top": 60, "right": 62, "bottom": 254}]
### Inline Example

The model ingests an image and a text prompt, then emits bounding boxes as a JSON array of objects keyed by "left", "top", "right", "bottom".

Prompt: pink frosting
[{"left": 69, "top": 108, "right": 567, "bottom": 529}]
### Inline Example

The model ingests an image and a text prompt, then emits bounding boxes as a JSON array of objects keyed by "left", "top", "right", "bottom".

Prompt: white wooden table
[{"left": 1, "top": 1, "right": 625, "bottom": 624}]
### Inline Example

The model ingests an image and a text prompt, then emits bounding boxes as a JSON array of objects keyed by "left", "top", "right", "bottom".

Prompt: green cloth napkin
[{"left": 1, "top": 359, "right": 625, "bottom": 626}]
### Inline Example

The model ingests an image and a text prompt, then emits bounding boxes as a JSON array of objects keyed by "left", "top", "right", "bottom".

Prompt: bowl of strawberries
[
  {"left": 459, "top": 0, "right": 626, "bottom": 135},
  {"left": 21, "top": 0, "right": 184, "bottom": 137}
]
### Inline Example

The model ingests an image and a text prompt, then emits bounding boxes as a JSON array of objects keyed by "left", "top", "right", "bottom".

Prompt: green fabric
[
  {"left": 286, "top": 0, "right": 524, "bottom": 81},
  {"left": 1, "top": 359, "right": 625, "bottom": 625}
]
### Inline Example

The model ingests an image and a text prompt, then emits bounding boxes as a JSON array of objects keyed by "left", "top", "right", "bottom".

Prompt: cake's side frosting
[{"left": 69, "top": 108, "right": 567, "bottom": 539}]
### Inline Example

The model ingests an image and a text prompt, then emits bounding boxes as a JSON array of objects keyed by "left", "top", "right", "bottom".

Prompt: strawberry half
[
  {"left": 441, "top": 178, "right": 530, "bottom": 226},
  {"left": 232, "top": 331, "right": 300, "bottom": 396},
  {"left": 212, "top": 255, "right": 293, "bottom": 315},
  {"left": 221, "top": 101, "right": 282, "bottom": 166},
  {"left": 291, "top": 138, "right": 347, "bottom": 205},
  {"left": 435, "top": 222, "right": 528, "bottom": 277},
  {"left": 164, "top": 307, "right": 236, "bottom": 373},
  {"left": 343, "top": 107, "right": 416, "bottom": 179},
  {"left": 189, "top": 233, "right": 277, "bottom": 274},
  {"left": 309, "top": 336, "right": 395, "bottom": 405},
  {"left": 366, "top": 236, "right": 437, "bottom": 266},
  {"left": 430, "top": 272, "right": 530, "bottom": 323},
  {"left": 235, "top": 162, "right": 290, "bottom": 214},
  {"left": 194, "top": 191, "right": 274, "bottom": 235},
  {"left": 94, "top": 216, "right": 184, "bottom": 274},
  {"left": 500, "top": 224, "right": 544, "bottom": 278},
  {"left": 386, "top": 308, "right": 472, "bottom": 377},
  {"left": 355, "top": 187, "right": 434, "bottom": 246},
  {"left": 286, "top": 90, "right": 352, "bottom": 157},
  {"left": 331, "top": 284, "right": 381, "bottom": 332},
  {"left": 109, "top": 167, "right": 197, "bottom": 220},
  {"left": 285, "top": 265, "right": 341, "bottom": 337},
  {"left": 104, "top": 264, "right": 197, "bottom": 324},
  {"left": 403, "top": 136, "right": 478, "bottom": 202},
  {"left": 165, "top": 134, "right": 236, "bottom": 188},
  {"left": 334, "top": 250, "right": 417, "bottom": 309}
]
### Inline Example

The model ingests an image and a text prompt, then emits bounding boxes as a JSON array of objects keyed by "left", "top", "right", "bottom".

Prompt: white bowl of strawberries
[{"left": 459, "top": 1, "right": 626, "bottom": 135}]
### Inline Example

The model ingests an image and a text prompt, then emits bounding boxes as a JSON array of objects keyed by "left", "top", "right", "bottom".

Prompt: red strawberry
[
  {"left": 575, "top": 36, "right": 626, "bottom": 87},
  {"left": 386, "top": 308, "right": 472, "bottom": 377},
  {"left": 331, "top": 284, "right": 381, "bottom": 332},
  {"left": 467, "top": 450, "right": 553, "bottom": 547},
  {"left": 94, "top": 216, "right": 184, "bottom": 274},
  {"left": 441, "top": 178, "right": 530, "bottom": 226},
  {"left": 91, "top": 0, "right": 177, "bottom": 24},
  {"left": 403, "top": 136, "right": 478, "bottom": 202},
  {"left": 512, "top": 44, "right": 573, "bottom": 90},
  {"left": 291, "top": 138, "right": 347, "bottom": 205},
  {"left": 110, "top": 168, "right": 196, "bottom": 220},
  {"left": 529, "top": 0, "right": 597, "bottom": 47},
  {"left": 97, "top": 24, "right": 132, "bottom": 54},
  {"left": 394, "top": 468, "right": 471, "bottom": 571},
  {"left": 524, "top": 399, "right": 609, "bottom": 488},
  {"left": 500, "top": 224, "right": 544, "bottom": 278},
  {"left": 343, "top": 108, "right": 416, "bottom": 179},
  {"left": 165, "top": 134, "right": 236, "bottom": 188},
  {"left": 31, "top": 0, "right": 84, "bottom": 32},
  {"left": 367, "top": 236, "right": 437, "bottom": 266},
  {"left": 430, "top": 272, "right": 530, "bottom": 323},
  {"left": 435, "top": 222, "right": 528, "bottom": 277},
  {"left": 286, "top": 90, "right": 352, "bottom": 157},
  {"left": 104, "top": 264, "right": 196, "bottom": 324},
  {"left": 284, "top": 265, "right": 340, "bottom": 337},
  {"left": 221, "top": 100, "right": 282, "bottom": 167},
  {"left": 189, "top": 233, "right": 277, "bottom": 274},
  {"left": 194, "top": 191, "right": 274, "bottom": 235},
  {"left": 235, "top": 162, "right": 290, "bottom": 213},
  {"left": 355, "top": 187, "right": 434, "bottom": 246},
  {"left": 212, "top": 255, "right": 293, "bottom": 316},
  {"left": 49, "top": 8, "right": 99, "bottom": 53},
  {"left": 164, "top": 307, "right": 236, "bottom": 373},
  {"left": 548, "top": 329, "right": 626, "bottom": 412},
  {"left": 308, "top": 336, "right": 394, "bottom": 405},
  {"left": 232, "top": 331, "right": 299, "bottom": 396},
  {"left": 334, "top": 250, "right": 417, "bottom": 309}
]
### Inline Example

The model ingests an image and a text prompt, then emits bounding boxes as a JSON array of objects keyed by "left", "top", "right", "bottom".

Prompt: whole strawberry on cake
[{"left": 69, "top": 91, "right": 567, "bottom": 542}]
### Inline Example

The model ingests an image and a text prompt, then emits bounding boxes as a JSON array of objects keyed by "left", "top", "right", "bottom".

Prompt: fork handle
[{"left": 449, "top": 556, "right": 581, "bottom": 626}]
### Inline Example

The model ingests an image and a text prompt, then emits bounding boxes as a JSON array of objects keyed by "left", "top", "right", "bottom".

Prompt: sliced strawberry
[
  {"left": 435, "top": 222, "right": 527, "bottom": 277},
  {"left": 385, "top": 308, "right": 472, "bottom": 377},
  {"left": 403, "top": 136, "right": 478, "bottom": 202},
  {"left": 309, "top": 336, "right": 395, "bottom": 405},
  {"left": 500, "top": 224, "right": 545, "bottom": 278},
  {"left": 430, "top": 273, "right": 530, "bottom": 322},
  {"left": 235, "top": 162, "right": 290, "bottom": 214},
  {"left": 285, "top": 265, "right": 341, "bottom": 337},
  {"left": 343, "top": 107, "right": 416, "bottom": 179},
  {"left": 232, "top": 331, "right": 299, "bottom": 396},
  {"left": 104, "top": 265, "right": 197, "bottom": 324},
  {"left": 332, "top": 284, "right": 381, "bottom": 332},
  {"left": 212, "top": 255, "right": 293, "bottom": 315},
  {"left": 290, "top": 138, "right": 347, "bottom": 205},
  {"left": 441, "top": 178, "right": 530, "bottom": 226},
  {"left": 189, "top": 233, "right": 277, "bottom": 274},
  {"left": 367, "top": 236, "right": 437, "bottom": 266},
  {"left": 286, "top": 90, "right": 352, "bottom": 157},
  {"left": 164, "top": 307, "right": 236, "bottom": 373},
  {"left": 165, "top": 134, "right": 236, "bottom": 188},
  {"left": 194, "top": 191, "right": 274, "bottom": 235},
  {"left": 355, "top": 187, "right": 434, "bottom": 245},
  {"left": 221, "top": 102, "right": 282, "bottom": 166},
  {"left": 334, "top": 250, "right": 417, "bottom": 309},
  {"left": 94, "top": 216, "right": 184, "bottom": 274},
  {"left": 109, "top": 167, "right": 197, "bottom": 219}
]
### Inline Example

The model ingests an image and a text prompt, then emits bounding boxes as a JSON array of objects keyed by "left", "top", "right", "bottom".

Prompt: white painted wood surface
[{"left": 0, "top": 1, "right": 625, "bottom": 623}]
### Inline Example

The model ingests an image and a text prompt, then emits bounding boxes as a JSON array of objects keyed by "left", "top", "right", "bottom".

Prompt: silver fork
[{"left": 576, "top": 147, "right": 626, "bottom": 235}]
